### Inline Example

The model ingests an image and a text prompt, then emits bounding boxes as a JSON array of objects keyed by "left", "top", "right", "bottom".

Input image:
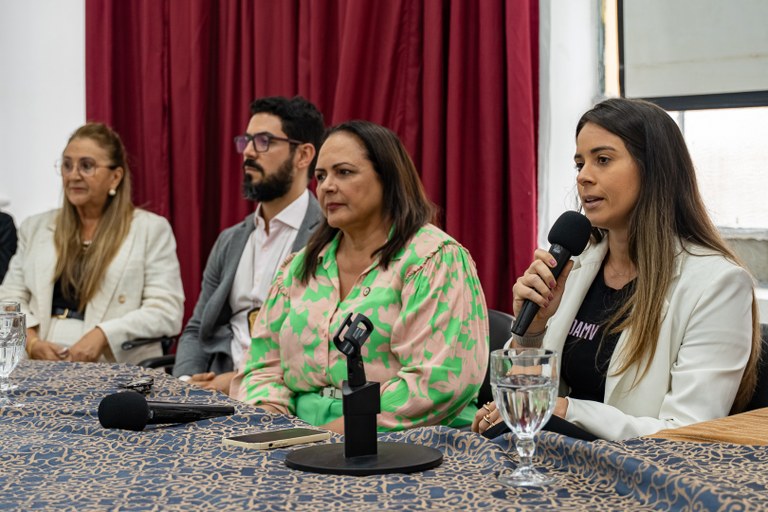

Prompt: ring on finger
[
  {"left": 482, "top": 402, "right": 494, "bottom": 413},
  {"left": 482, "top": 414, "right": 494, "bottom": 426}
]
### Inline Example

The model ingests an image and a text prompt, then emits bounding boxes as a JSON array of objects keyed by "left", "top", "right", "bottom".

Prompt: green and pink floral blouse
[{"left": 232, "top": 224, "right": 489, "bottom": 431}]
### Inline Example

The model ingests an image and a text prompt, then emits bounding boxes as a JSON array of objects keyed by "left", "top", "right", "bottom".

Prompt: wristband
[{"left": 509, "top": 326, "right": 547, "bottom": 348}]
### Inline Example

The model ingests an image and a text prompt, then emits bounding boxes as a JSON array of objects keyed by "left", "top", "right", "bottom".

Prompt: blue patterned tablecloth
[{"left": 1, "top": 361, "right": 766, "bottom": 511}]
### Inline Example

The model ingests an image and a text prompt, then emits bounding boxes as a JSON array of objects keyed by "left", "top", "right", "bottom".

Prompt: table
[
  {"left": 649, "top": 407, "right": 768, "bottom": 445},
  {"left": 1, "top": 361, "right": 767, "bottom": 511}
]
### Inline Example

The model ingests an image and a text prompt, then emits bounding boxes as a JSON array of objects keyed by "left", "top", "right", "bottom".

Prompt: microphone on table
[
  {"left": 98, "top": 391, "right": 235, "bottom": 431},
  {"left": 511, "top": 211, "right": 592, "bottom": 336}
]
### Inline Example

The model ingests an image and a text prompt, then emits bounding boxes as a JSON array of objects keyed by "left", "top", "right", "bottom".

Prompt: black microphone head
[
  {"left": 547, "top": 211, "right": 592, "bottom": 256},
  {"left": 98, "top": 391, "right": 150, "bottom": 431}
]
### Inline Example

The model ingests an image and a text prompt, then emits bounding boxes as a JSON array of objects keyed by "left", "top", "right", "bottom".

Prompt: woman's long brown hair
[
  {"left": 578, "top": 98, "right": 760, "bottom": 412},
  {"left": 299, "top": 121, "right": 436, "bottom": 283}
]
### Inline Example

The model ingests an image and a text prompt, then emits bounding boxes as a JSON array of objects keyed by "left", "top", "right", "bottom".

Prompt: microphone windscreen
[
  {"left": 98, "top": 391, "right": 149, "bottom": 431},
  {"left": 547, "top": 211, "right": 592, "bottom": 256}
]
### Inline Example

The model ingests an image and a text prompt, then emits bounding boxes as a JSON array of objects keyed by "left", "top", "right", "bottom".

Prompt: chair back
[
  {"left": 744, "top": 323, "right": 768, "bottom": 411},
  {"left": 126, "top": 337, "right": 176, "bottom": 373},
  {"left": 477, "top": 309, "right": 514, "bottom": 406}
]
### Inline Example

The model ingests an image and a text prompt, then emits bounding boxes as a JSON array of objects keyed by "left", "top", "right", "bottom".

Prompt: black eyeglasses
[
  {"left": 118, "top": 376, "right": 154, "bottom": 396},
  {"left": 233, "top": 132, "right": 303, "bottom": 154}
]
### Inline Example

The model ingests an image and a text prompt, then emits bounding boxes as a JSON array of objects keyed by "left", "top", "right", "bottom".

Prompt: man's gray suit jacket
[{"left": 172, "top": 194, "right": 323, "bottom": 377}]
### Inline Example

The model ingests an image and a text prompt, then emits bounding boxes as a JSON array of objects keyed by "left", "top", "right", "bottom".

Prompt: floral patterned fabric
[{"left": 233, "top": 224, "right": 489, "bottom": 430}]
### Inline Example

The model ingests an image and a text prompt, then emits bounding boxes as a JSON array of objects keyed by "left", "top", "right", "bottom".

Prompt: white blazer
[
  {"left": 0, "top": 209, "right": 185, "bottom": 364},
  {"left": 543, "top": 237, "right": 754, "bottom": 441}
]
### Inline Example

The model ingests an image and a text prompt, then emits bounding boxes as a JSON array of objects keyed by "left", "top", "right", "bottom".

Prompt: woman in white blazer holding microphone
[
  {"left": 0, "top": 123, "right": 184, "bottom": 365},
  {"left": 475, "top": 98, "right": 760, "bottom": 441}
]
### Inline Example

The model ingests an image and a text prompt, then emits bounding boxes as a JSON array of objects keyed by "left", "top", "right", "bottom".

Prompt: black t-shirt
[{"left": 561, "top": 262, "right": 634, "bottom": 402}]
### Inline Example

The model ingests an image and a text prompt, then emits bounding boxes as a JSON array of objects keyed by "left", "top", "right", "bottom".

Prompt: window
[
  {"left": 670, "top": 107, "right": 768, "bottom": 230},
  {"left": 602, "top": 0, "right": 768, "bottom": 291}
]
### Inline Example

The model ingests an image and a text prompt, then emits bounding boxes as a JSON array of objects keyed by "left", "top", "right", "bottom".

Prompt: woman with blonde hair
[{"left": 0, "top": 123, "right": 184, "bottom": 364}]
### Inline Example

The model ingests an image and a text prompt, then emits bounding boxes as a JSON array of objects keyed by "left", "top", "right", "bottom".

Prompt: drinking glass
[
  {"left": 0, "top": 312, "right": 26, "bottom": 407},
  {"left": 0, "top": 303, "right": 23, "bottom": 391},
  {"left": 491, "top": 348, "right": 559, "bottom": 487}
]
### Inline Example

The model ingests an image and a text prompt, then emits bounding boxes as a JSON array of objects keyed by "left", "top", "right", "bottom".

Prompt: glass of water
[
  {"left": 0, "top": 311, "right": 26, "bottom": 407},
  {"left": 491, "top": 348, "right": 559, "bottom": 487}
]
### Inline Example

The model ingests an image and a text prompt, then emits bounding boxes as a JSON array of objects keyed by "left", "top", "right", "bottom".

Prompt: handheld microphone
[
  {"left": 511, "top": 211, "right": 592, "bottom": 336},
  {"left": 98, "top": 391, "right": 235, "bottom": 431}
]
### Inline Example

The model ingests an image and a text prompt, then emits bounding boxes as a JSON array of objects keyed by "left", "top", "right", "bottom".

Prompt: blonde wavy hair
[{"left": 54, "top": 123, "right": 134, "bottom": 309}]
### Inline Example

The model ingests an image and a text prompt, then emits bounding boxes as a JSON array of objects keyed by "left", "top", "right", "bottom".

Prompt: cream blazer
[
  {"left": 0, "top": 209, "right": 185, "bottom": 364},
  {"left": 543, "top": 237, "right": 754, "bottom": 441}
]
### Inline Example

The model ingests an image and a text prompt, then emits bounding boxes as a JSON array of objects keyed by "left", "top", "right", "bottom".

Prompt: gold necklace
[{"left": 606, "top": 258, "right": 634, "bottom": 278}]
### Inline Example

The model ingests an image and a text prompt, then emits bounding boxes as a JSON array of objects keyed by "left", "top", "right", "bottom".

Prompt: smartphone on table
[{"left": 223, "top": 427, "right": 331, "bottom": 450}]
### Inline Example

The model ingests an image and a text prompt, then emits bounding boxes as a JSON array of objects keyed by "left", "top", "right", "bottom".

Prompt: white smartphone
[{"left": 222, "top": 427, "right": 331, "bottom": 450}]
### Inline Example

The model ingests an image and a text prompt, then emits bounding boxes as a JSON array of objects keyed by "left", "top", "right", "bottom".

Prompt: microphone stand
[
  {"left": 336, "top": 313, "right": 379, "bottom": 458},
  {"left": 285, "top": 313, "right": 443, "bottom": 475}
]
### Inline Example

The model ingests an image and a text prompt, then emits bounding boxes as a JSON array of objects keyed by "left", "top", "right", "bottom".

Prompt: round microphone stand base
[{"left": 285, "top": 442, "right": 443, "bottom": 476}]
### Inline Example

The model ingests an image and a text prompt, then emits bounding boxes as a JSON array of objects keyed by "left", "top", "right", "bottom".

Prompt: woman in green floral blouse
[{"left": 232, "top": 120, "right": 489, "bottom": 433}]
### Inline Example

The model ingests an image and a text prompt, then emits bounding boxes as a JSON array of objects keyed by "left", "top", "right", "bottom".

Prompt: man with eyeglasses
[{"left": 173, "top": 96, "right": 325, "bottom": 394}]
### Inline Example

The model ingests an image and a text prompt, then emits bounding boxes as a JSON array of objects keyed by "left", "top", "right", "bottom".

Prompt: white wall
[
  {"left": 0, "top": 0, "right": 85, "bottom": 224},
  {"left": 537, "top": 0, "right": 601, "bottom": 247}
]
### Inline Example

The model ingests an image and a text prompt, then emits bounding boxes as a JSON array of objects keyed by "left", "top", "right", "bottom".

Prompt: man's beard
[{"left": 242, "top": 156, "right": 294, "bottom": 202}]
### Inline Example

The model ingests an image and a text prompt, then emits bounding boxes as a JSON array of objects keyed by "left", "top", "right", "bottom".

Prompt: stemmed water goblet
[
  {"left": 0, "top": 311, "right": 26, "bottom": 407},
  {"left": 490, "top": 348, "right": 559, "bottom": 487}
]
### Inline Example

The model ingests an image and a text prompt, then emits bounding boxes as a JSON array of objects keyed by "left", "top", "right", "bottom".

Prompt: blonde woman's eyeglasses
[{"left": 55, "top": 158, "right": 118, "bottom": 177}]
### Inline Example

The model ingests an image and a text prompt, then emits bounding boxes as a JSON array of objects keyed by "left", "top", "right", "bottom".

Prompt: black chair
[
  {"left": 122, "top": 337, "right": 176, "bottom": 373},
  {"left": 743, "top": 323, "right": 768, "bottom": 412},
  {"left": 477, "top": 309, "right": 514, "bottom": 406}
]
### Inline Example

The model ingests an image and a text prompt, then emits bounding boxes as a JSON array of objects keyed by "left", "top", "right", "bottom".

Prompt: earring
[{"left": 108, "top": 188, "right": 117, "bottom": 197}]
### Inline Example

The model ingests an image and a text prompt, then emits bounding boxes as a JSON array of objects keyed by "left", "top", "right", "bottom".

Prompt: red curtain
[{"left": 85, "top": 0, "right": 538, "bottom": 319}]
